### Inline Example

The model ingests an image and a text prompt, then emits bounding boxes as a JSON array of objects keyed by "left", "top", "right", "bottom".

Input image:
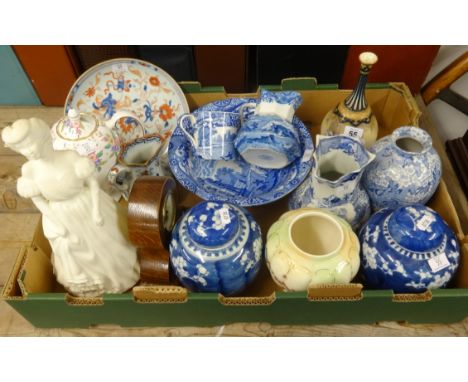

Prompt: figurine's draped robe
[{"left": 19, "top": 152, "right": 139, "bottom": 296}]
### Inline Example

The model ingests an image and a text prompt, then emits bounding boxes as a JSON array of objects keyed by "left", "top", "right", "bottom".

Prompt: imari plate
[{"left": 65, "top": 58, "right": 189, "bottom": 145}]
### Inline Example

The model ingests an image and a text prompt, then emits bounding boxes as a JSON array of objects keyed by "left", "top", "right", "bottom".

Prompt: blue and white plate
[{"left": 168, "top": 98, "right": 313, "bottom": 206}]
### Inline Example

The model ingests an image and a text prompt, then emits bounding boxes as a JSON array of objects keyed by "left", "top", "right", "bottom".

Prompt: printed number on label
[
  {"left": 343, "top": 126, "right": 364, "bottom": 140},
  {"left": 428, "top": 253, "right": 450, "bottom": 272},
  {"left": 217, "top": 207, "right": 231, "bottom": 225},
  {"left": 416, "top": 214, "right": 434, "bottom": 231}
]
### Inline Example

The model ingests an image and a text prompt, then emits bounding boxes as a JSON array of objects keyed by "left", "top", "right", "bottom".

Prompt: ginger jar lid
[
  {"left": 386, "top": 205, "right": 446, "bottom": 252},
  {"left": 55, "top": 109, "right": 98, "bottom": 141},
  {"left": 186, "top": 202, "right": 240, "bottom": 246},
  {"left": 179, "top": 201, "right": 251, "bottom": 260}
]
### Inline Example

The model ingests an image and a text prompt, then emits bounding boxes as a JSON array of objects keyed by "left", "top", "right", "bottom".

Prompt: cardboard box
[{"left": 3, "top": 79, "right": 468, "bottom": 328}]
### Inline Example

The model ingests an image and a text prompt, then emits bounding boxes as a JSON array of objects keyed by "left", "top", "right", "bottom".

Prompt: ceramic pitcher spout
[
  {"left": 289, "top": 134, "right": 374, "bottom": 230},
  {"left": 313, "top": 135, "right": 375, "bottom": 192},
  {"left": 314, "top": 149, "right": 375, "bottom": 187}
]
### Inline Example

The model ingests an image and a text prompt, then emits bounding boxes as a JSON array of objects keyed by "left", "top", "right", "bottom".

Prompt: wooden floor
[{"left": 1, "top": 100, "right": 468, "bottom": 336}]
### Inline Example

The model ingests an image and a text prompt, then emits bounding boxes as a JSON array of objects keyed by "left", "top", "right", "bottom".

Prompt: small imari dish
[
  {"left": 65, "top": 58, "right": 189, "bottom": 145},
  {"left": 360, "top": 204, "right": 460, "bottom": 293},
  {"left": 169, "top": 201, "right": 263, "bottom": 295}
]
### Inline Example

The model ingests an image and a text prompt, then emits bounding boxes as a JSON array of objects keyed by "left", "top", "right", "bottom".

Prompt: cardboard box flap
[
  {"left": 1, "top": 246, "right": 28, "bottom": 300},
  {"left": 218, "top": 293, "right": 276, "bottom": 306},
  {"left": 392, "top": 290, "right": 433, "bottom": 303},
  {"left": 17, "top": 245, "right": 53, "bottom": 296},
  {"left": 132, "top": 285, "right": 188, "bottom": 303},
  {"left": 389, "top": 82, "right": 422, "bottom": 126},
  {"left": 429, "top": 181, "right": 464, "bottom": 239},
  {"left": 65, "top": 294, "right": 104, "bottom": 306},
  {"left": 278, "top": 77, "right": 318, "bottom": 91},
  {"left": 179, "top": 81, "right": 226, "bottom": 94},
  {"left": 307, "top": 283, "right": 363, "bottom": 301},
  {"left": 180, "top": 77, "right": 321, "bottom": 94}
]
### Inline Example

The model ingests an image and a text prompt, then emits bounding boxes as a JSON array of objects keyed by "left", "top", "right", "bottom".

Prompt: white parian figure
[{"left": 2, "top": 118, "right": 139, "bottom": 296}]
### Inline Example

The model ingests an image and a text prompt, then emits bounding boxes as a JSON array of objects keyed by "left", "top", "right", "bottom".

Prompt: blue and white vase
[
  {"left": 289, "top": 135, "right": 375, "bottom": 230},
  {"left": 169, "top": 201, "right": 263, "bottom": 296},
  {"left": 234, "top": 89, "right": 303, "bottom": 169},
  {"left": 360, "top": 204, "right": 460, "bottom": 293},
  {"left": 363, "top": 126, "right": 442, "bottom": 210}
]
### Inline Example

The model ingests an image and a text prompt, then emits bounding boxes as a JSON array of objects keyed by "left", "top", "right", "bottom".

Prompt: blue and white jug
[
  {"left": 289, "top": 135, "right": 375, "bottom": 230},
  {"left": 234, "top": 89, "right": 303, "bottom": 169}
]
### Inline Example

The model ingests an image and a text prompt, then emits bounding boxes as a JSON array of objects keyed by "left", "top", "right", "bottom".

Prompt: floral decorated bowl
[
  {"left": 360, "top": 204, "right": 460, "bottom": 293},
  {"left": 169, "top": 201, "right": 263, "bottom": 296}
]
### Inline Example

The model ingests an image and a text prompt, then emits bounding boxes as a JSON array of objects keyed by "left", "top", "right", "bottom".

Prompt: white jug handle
[
  {"left": 239, "top": 102, "right": 257, "bottom": 124},
  {"left": 178, "top": 114, "right": 198, "bottom": 147}
]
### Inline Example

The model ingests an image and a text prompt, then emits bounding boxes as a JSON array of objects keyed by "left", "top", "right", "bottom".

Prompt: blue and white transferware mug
[{"left": 178, "top": 111, "right": 240, "bottom": 160}]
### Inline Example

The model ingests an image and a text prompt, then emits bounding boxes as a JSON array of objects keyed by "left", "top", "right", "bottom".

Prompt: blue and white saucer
[{"left": 168, "top": 98, "right": 313, "bottom": 206}]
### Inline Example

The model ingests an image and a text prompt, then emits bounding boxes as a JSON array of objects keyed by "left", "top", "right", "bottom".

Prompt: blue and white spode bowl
[
  {"left": 169, "top": 201, "right": 263, "bottom": 295},
  {"left": 360, "top": 204, "right": 460, "bottom": 293}
]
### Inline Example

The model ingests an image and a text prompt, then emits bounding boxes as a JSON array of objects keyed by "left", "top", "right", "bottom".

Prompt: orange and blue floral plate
[{"left": 64, "top": 58, "right": 189, "bottom": 145}]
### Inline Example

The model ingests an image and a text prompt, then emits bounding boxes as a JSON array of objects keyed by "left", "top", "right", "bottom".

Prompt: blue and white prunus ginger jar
[
  {"left": 169, "top": 201, "right": 263, "bottom": 295},
  {"left": 360, "top": 204, "right": 460, "bottom": 293},
  {"left": 363, "top": 126, "right": 442, "bottom": 210}
]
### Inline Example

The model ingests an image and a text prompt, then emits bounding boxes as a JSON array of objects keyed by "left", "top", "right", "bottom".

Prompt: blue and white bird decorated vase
[
  {"left": 363, "top": 126, "right": 442, "bottom": 210},
  {"left": 169, "top": 201, "right": 263, "bottom": 295},
  {"left": 289, "top": 135, "right": 375, "bottom": 230},
  {"left": 360, "top": 204, "right": 460, "bottom": 293}
]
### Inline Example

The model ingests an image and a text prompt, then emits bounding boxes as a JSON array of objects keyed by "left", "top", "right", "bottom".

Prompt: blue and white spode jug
[
  {"left": 363, "top": 126, "right": 442, "bottom": 210},
  {"left": 289, "top": 134, "right": 375, "bottom": 230},
  {"left": 234, "top": 89, "right": 303, "bottom": 169}
]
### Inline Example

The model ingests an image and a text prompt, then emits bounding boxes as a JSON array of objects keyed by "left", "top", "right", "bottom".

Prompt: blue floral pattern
[
  {"left": 168, "top": 98, "right": 313, "bottom": 206},
  {"left": 363, "top": 126, "right": 442, "bottom": 210},
  {"left": 234, "top": 115, "right": 301, "bottom": 168},
  {"left": 232, "top": 90, "right": 303, "bottom": 169},
  {"left": 259, "top": 89, "right": 303, "bottom": 111},
  {"left": 169, "top": 201, "right": 263, "bottom": 295},
  {"left": 360, "top": 205, "right": 460, "bottom": 293}
]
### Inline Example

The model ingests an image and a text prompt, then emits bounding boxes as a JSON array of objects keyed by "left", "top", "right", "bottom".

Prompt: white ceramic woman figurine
[{"left": 2, "top": 118, "right": 140, "bottom": 297}]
